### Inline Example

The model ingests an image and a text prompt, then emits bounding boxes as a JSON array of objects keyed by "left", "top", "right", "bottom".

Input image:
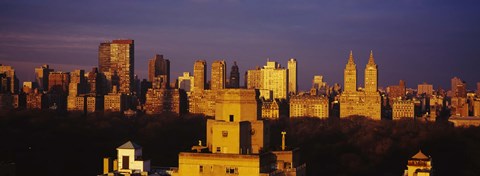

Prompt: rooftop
[
  {"left": 411, "top": 150, "right": 429, "bottom": 160},
  {"left": 117, "top": 141, "right": 142, "bottom": 149}
]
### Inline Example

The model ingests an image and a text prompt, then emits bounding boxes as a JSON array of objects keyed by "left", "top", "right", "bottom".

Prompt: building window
[
  {"left": 222, "top": 131, "right": 228, "bottom": 137},
  {"left": 216, "top": 147, "right": 221, "bottom": 153},
  {"left": 199, "top": 165, "right": 203, "bottom": 173},
  {"left": 226, "top": 167, "right": 238, "bottom": 174},
  {"left": 229, "top": 115, "right": 234, "bottom": 122}
]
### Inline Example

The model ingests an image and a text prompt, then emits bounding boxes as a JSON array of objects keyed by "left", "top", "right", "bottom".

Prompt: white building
[{"left": 103, "top": 141, "right": 151, "bottom": 175}]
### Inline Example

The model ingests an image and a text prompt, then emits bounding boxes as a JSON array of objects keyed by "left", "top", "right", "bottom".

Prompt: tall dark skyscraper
[
  {"left": 229, "top": 61, "right": 240, "bottom": 88},
  {"left": 193, "top": 60, "right": 207, "bottom": 90},
  {"left": 98, "top": 42, "right": 111, "bottom": 73},
  {"left": 148, "top": 54, "right": 170, "bottom": 88}
]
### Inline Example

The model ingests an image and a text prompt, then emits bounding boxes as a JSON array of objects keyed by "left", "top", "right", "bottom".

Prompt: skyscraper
[
  {"left": 34, "top": 64, "right": 53, "bottom": 92},
  {"left": 148, "top": 54, "right": 170, "bottom": 88},
  {"left": 229, "top": 61, "right": 240, "bottom": 88},
  {"left": 339, "top": 51, "right": 381, "bottom": 120},
  {"left": 110, "top": 39, "right": 134, "bottom": 94},
  {"left": 0, "top": 65, "right": 19, "bottom": 94},
  {"left": 48, "top": 71, "right": 70, "bottom": 94},
  {"left": 344, "top": 51, "right": 357, "bottom": 93},
  {"left": 193, "top": 60, "right": 207, "bottom": 90},
  {"left": 86, "top": 67, "right": 103, "bottom": 95},
  {"left": 364, "top": 51, "right": 378, "bottom": 94},
  {"left": 451, "top": 76, "right": 463, "bottom": 94},
  {"left": 418, "top": 82, "right": 433, "bottom": 96},
  {"left": 98, "top": 42, "right": 111, "bottom": 73},
  {"left": 211, "top": 60, "right": 226, "bottom": 90},
  {"left": 288, "top": 58, "right": 297, "bottom": 95},
  {"left": 387, "top": 80, "right": 406, "bottom": 100},
  {"left": 246, "top": 67, "right": 262, "bottom": 89},
  {"left": 261, "top": 61, "right": 288, "bottom": 99},
  {"left": 68, "top": 69, "right": 85, "bottom": 96}
]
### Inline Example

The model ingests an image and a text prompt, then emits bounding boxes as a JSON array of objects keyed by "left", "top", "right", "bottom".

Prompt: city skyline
[
  {"left": 1, "top": 48, "right": 478, "bottom": 92},
  {"left": 1, "top": 0, "right": 480, "bottom": 90}
]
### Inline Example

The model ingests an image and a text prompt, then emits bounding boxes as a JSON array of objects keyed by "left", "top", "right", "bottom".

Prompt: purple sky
[{"left": 1, "top": 0, "right": 480, "bottom": 91}]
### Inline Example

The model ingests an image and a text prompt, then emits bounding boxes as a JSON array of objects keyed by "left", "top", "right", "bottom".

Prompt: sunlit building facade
[
  {"left": 339, "top": 51, "right": 381, "bottom": 120},
  {"left": 34, "top": 64, "right": 53, "bottom": 92},
  {"left": 193, "top": 60, "right": 207, "bottom": 91},
  {"left": 211, "top": 60, "right": 226, "bottom": 90},
  {"left": 288, "top": 58, "right": 297, "bottom": 95},
  {"left": 392, "top": 99, "right": 415, "bottom": 119},
  {"left": 0, "top": 64, "right": 19, "bottom": 94},
  {"left": 290, "top": 94, "right": 329, "bottom": 118},
  {"left": 403, "top": 150, "right": 432, "bottom": 176}
]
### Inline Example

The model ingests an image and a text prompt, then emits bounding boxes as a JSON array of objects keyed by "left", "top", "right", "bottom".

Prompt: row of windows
[{"left": 199, "top": 165, "right": 239, "bottom": 174}]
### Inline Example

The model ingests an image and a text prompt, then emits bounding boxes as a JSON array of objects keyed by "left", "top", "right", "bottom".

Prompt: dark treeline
[
  {"left": 1, "top": 111, "right": 480, "bottom": 176},
  {"left": 269, "top": 117, "right": 480, "bottom": 176},
  {"left": 0, "top": 110, "right": 206, "bottom": 176}
]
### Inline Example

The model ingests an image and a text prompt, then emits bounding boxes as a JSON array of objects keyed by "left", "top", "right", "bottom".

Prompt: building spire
[
  {"left": 368, "top": 50, "right": 376, "bottom": 65},
  {"left": 348, "top": 50, "right": 355, "bottom": 64}
]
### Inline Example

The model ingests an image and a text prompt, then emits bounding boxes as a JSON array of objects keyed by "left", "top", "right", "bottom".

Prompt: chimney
[{"left": 281, "top": 131, "right": 287, "bottom": 151}]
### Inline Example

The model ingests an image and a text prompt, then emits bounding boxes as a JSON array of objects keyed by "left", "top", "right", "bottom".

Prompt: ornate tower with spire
[
  {"left": 340, "top": 50, "right": 381, "bottom": 120},
  {"left": 344, "top": 51, "right": 357, "bottom": 93},
  {"left": 364, "top": 50, "right": 378, "bottom": 93}
]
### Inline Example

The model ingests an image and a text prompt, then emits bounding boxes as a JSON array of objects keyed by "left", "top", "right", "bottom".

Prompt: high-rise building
[
  {"left": 0, "top": 65, "right": 19, "bottom": 94},
  {"left": 144, "top": 88, "right": 187, "bottom": 115},
  {"left": 193, "top": 60, "right": 207, "bottom": 90},
  {"left": 109, "top": 39, "right": 134, "bottom": 94},
  {"left": 148, "top": 54, "right": 170, "bottom": 87},
  {"left": 68, "top": 69, "right": 85, "bottom": 96},
  {"left": 48, "top": 71, "right": 70, "bottom": 94},
  {"left": 451, "top": 76, "right": 467, "bottom": 97},
  {"left": 34, "top": 64, "right": 53, "bottom": 92},
  {"left": 229, "top": 61, "right": 240, "bottom": 88},
  {"left": 417, "top": 82, "right": 433, "bottom": 96},
  {"left": 86, "top": 68, "right": 103, "bottom": 95},
  {"left": 98, "top": 42, "right": 111, "bottom": 73},
  {"left": 288, "top": 58, "right": 297, "bottom": 95},
  {"left": 178, "top": 72, "right": 194, "bottom": 93},
  {"left": 339, "top": 51, "right": 381, "bottom": 120},
  {"left": 246, "top": 67, "right": 262, "bottom": 89},
  {"left": 188, "top": 90, "right": 217, "bottom": 116},
  {"left": 387, "top": 80, "right": 406, "bottom": 100},
  {"left": 311, "top": 75, "right": 327, "bottom": 95},
  {"left": 261, "top": 61, "right": 288, "bottom": 99},
  {"left": 451, "top": 76, "right": 462, "bottom": 93},
  {"left": 26, "top": 89, "right": 45, "bottom": 109},
  {"left": 365, "top": 51, "right": 378, "bottom": 94},
  {"left": 104, "top": 86, "right": 127, "bottom": 112},
  {"left": 211, "top": 60, "right": 226, "bottom": 90},
  {"left": 344, "top": 51, "right": 357, "bottom": 93},
  {"left": 451, "top": 97, "right": 468, "bottom": 117}
]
